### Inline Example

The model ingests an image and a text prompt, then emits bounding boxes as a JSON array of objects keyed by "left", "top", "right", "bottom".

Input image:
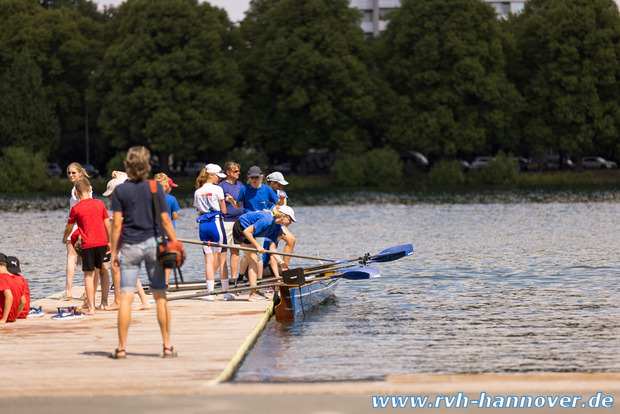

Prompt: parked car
[
  {"left": 582, "top": 156, "right": 617, "bottom": 169},
  {"left": 470, "top": 156, "right": 495, "bottom": 170},
  {"left": 82, "top": 164, "right": 99, "bottom": 178},
  {"left": 399, "top": 150, "right": 429, "bottom": 172},
  {"left": 183, "top": 162, "right": 205, "bottom": 176},
  {"left": 46, "top": 162, "right": 62, "bottom": 178},
  {"left": 545, "top": 156, "right": 575, "bottom": 170}
]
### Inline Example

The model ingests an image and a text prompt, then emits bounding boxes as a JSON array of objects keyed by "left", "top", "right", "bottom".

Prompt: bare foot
[
  {"left": 85, "top": 310, "right": 95, "bottom": 316},
  {"left": 95, "top": 304, "right": 108, "bottom": 311},
  {"left": 133, "top": 303, "right": 151, "bottom": 311},
  {"left": 105, "top": 303, "right": 120, "bottom": 311}
]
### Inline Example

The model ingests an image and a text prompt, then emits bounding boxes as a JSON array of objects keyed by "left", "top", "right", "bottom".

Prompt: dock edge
[{"left": 204, "top": 300, "right": 275, "bottom": 386}]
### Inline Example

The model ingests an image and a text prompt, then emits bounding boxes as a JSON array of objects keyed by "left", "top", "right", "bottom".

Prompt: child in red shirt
[
  {"left": 6, "top": 256, "right": 30, "bottom": 319},
  {"left": 0, "top": 253, "right": 25, "bottom": 323},
  {"left": 62, "top": 178, "right": 111, "bottom": 315}
]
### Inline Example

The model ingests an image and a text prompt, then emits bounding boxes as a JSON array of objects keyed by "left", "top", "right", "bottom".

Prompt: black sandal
[
  {"left": 108, "top": 348, "right": 126, "bottom": 359},
  {"left": 163, "top": 346, "right": 178, "bottom": 358}
]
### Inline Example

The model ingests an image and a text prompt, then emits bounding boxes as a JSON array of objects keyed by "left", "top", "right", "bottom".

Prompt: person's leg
[
  {"left": 65, "top": 243, "right": 76, "bottom": 298},
  {"left": 244, "top": 248, "right": 259, "bottom": 295},
  {"left": 134, "top": 279, "right": 150, "bottom": 311},
  {"left": 164, "top": 268, "right": 170, "bottom": 286},
  {"left": 115, "top": 291, "right": 135, "bottom": 356},
  {"left": 153, "top": 291, "right": 173, "bottom": 355},
  {"left": 98, "top": 262, "right": 110, "bottom": 308},
  {"left": 281, "top": 228, "right": 296, "bottom": 266},
  {"left": 230, "top": 249, "right": 240, "bottom": 280},
  {"left": 83, "top": 270, "right": 96, "bottom": 315},
  {"left": 106, "top": 265, "right": 121, "bottom": 310}
]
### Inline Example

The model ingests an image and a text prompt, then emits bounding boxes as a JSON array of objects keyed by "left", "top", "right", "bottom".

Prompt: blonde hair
[
  {"left": 124, "top": 146, "right": 151, "bottom": 181},
  {"left": 195, "top": 168, "right": 221, "bottom": 189},
  {"left": 266, "top": 206, "right": 287, "bottom": 220},
  {"left": 66, "top": 162, "right": 90, "bottom": 179},
  {"left": 154, "top": 172, "right": 169, "bottom": 186}
]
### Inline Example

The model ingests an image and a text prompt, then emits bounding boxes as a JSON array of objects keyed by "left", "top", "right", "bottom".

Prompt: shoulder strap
[{"left": 149, "top": 180, "right": 167, "bottom": 243}]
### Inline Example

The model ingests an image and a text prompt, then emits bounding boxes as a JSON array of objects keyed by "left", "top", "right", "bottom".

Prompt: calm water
[{"left": 1, "top": 188, "right": 619, "bottom": 380}]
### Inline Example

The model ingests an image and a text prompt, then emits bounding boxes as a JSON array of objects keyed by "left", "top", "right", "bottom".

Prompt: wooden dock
[{"left": 0, "top": 286, "right": 273, "bottom": 398}]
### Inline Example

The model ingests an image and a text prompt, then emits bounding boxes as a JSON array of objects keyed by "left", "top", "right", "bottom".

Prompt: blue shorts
[
  {"left": 119, "top": 237, "right": 166, "bottom": 292},
  {"left": 198, "top": 212, "right": 226, "bottom": 254}
]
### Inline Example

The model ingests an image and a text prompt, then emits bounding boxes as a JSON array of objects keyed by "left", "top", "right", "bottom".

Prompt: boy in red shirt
[
  {"left": 6, "top": 256, "right": 30, "bottom": 319},
  {"left": 0, "top": 253, "right": 25, "bottom": 323},
  {"left": 62, "top": 178, "right": 111, "bottom": 315}
]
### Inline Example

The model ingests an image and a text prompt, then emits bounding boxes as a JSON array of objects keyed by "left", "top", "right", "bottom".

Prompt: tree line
[{"left": 1, "top": 0, "right": 620, "bottom": 189}]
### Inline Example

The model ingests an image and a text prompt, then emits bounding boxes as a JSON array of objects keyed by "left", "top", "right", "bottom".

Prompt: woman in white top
[
  {"left": 61, "top": 162, "right": 91, "bottom": 300},
  {"left": 193, "top": 164, "right": 232, "bottom": 301}
]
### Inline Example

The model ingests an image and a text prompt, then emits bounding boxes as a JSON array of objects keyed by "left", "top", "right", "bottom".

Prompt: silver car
[{"left": 582, "top": 156, "right": 617, "bottom": 169}]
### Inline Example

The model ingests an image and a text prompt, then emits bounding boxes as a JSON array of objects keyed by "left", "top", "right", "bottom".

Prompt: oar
[
  {"left": 177, "top": 238, "right": 350, "bottom": 263},
  {"left": 177, "top": 238, "right": 414, "bottom": 265},
  {"left": 166, "top": 265, "right": 377, "bottom": 302}
]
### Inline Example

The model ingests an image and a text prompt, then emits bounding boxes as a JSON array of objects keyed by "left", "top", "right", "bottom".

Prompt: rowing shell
[{"left": 274, "top": 266, "right": 381, "bottom": 321}]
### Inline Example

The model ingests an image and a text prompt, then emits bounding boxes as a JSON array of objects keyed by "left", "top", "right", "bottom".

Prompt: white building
[{"left": 350, "top": 1, "right": 528, "bottom": 36}]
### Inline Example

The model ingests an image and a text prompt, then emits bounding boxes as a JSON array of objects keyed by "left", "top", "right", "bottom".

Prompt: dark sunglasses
[
  {"left": 228, "top": 170, "right": 240, "bottom": 173},
  {"left": 67, "top": 171, "right": 78, "bottom": 175}
]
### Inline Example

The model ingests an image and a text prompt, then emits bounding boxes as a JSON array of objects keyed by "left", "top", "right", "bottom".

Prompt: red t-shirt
[
  {"left": 14, "top": 275, "right": 30, "bottom": 319},
  {"left": 0, "top": 273, "right": 24, "bottom": 322},
  {"left": 68, "top": 198, "right": 109, "bottom": 249}
]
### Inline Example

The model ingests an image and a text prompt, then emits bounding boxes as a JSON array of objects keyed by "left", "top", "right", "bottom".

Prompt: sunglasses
[
  {"left": 228, "top": 170, "right": 240, "bottom": 173},
  {"left": 249, "top": 176, "right": 261, "bottom": 179},
  {"left": 67, "top": 171, "right": 78, "bottom": 175}
]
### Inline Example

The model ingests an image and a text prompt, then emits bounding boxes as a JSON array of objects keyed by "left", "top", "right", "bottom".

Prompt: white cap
[
  {"left": 205, "top": 163, "right": 226, "bottom": 178},
  {"left": 103, "top": 177, "right": 127, "bottom": 196},
  {"left": 266, "top": 171, "right": 288, "bottom": 185},
  {"left": 278, "top": 205, "right": 296, "bottom": 222}
]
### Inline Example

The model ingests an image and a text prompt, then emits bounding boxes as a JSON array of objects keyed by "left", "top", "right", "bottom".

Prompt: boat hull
[{"left": 275, "top": 278, "right": 340, "bottom": 321}]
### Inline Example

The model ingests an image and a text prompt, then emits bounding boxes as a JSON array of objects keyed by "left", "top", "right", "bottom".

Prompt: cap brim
[
  {"left": 279, "top": 180, "right": 289, "bottom": 185},
  {"left": 103, "top": 189, "right": 113, "bottom": 196},
  {"left": 169, "top": 183, "right": 178, "bottom": 187},
  {"left": 216, "top": 172, "right": 227, "bottom": 178}
]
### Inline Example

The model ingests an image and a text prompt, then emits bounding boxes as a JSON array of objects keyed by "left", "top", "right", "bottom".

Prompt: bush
[
  {"left": 331, "top": 148, "right": 403, "bottom": 187},
  {"left": 0, "top": 147, "right": 47, "bottom": 192},
  {"left": 363, "top": 148, "right": 403, "bottom": 187},
  {"left": 429, "top": 160, "right": 466, "bottom": 186},
  {"left": 469, "top": 151, "right": 519, "bottom": 185},
  {"left": 331, "top": 155, "right": 365, "bottom": 187}
]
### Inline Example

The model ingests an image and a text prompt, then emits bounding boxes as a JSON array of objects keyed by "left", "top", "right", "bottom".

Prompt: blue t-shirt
[
  {"left": 238, "top": 211, "right": 282, "bottom": 244},
  {"left": 165, "top": 193, "right": 180, "bottom": 229},
  {"left": 219, "top": 180, "right": 244, "bottom": 221},
  {"left": 112, "top": 180, "right": 169, "bottom": 245},
  {"left": 236, "top": 184, "right": 278, "bottom": 213}
]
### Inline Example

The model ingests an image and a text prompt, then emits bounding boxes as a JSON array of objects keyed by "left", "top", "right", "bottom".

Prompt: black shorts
[
  {"left": 233, "top": 220, "right": 250, "bottom": 245},
  {"left": 81, "top": 245, "right": 108, "bottom": 271}
]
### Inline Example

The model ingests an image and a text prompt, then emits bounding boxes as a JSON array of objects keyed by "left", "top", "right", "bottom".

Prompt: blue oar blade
[
  {"left": 339, "top": 266, "right": 381, "bottom": 280},
  {"left": 369, "top": 244, "right": 414, "bottom": 263}
]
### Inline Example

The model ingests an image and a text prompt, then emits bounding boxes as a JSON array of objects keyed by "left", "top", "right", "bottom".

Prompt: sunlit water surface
[{"left": 1, "top": 188, "right": 619, "bottom": 381}]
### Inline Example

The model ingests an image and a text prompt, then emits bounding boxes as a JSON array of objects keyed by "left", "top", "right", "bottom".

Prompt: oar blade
[
  {"left": 339, "top": 266, "right": 381, "bottom": 280},
  {"left": 369, "top": 244, "right": 414, "bottom": 263}
]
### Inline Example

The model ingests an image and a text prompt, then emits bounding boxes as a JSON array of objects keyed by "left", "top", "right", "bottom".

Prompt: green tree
[
  {"left": 91, "top": 0, "right": 243, "bottom": 171},
  {"left": 509, "top": 0, "right": 620, "bottom": 158},
  {"left": 0, "top": 0, "right": 104, "bottom": 148},
  {"left": 0, "top": 50, "right": 60, "bottom": 156},
  {"left": 376, "top": 0, "right": 521, "bottom": 158},
  {"left": 238, "top": 0, "right": 378, "bottom": 159}
]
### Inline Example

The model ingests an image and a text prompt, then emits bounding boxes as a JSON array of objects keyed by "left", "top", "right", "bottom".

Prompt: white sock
[
  {"left": 206, "top": 280, "right": 215, "bottom": 293},
  {"left": 221, "top": 279, "right": 229, "bottom": 291}
]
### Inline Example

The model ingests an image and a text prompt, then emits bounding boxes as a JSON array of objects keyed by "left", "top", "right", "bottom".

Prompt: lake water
[{"left": 1, "top": 188, "right": 619, "bottom": 381}]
